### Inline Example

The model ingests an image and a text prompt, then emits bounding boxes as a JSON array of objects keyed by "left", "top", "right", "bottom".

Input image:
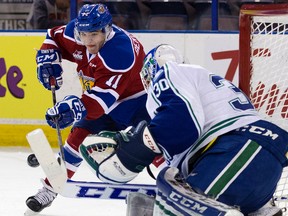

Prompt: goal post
[
  {"left": 239, "top": 3, "right": 288, "bottom": 213},
  {"left": 239, "top": 3, "right": 288, "bottom": 132}
]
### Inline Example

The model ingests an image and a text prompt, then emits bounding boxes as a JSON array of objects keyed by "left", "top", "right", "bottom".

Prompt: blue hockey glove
[
  {"left": 80, "top": 120, "right": 162, "bottom": 184},
  {"left": 45, "top": 95, "right": 87, "bottom": 129},
  {"left": 36, "top": 49, "right": 63, "bottom": 90}
]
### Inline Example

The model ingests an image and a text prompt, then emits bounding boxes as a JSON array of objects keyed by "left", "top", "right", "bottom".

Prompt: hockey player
[
  {"left": 25, "top": 3, "right": 150, "bottom": 214},
  {"left": 80, "top": 44, "right": 288, "bottom": 215}
]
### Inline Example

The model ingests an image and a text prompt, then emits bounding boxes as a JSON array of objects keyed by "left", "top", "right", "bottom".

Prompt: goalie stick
[
  {"left": 26, "top": 79, "right": 64, "bottom": 169},
  {"left": 61, "top": 180, "right": 156, "bottom": 199},
  {"left": 26, "top": 128, "right": 157, "bottom": 199}
]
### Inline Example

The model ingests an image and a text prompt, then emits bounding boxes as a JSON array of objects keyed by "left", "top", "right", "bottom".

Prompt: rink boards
[{"left": 0, "top": 31, "right": 239, "bottom": 146}]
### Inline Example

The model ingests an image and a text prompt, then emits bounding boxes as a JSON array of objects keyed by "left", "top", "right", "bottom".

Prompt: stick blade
[{"left": 26, "top": 128, "right": 67, "bottom": 193}]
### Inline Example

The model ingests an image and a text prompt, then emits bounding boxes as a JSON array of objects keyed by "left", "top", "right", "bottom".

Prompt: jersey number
[
  {"left": 106, "top": 75, "right": 122, "bottom": 89},
  {"left": 210, "top": 75, "right": 254, "bottom": 111},
  {"left": 153, "top": 79, "right": 169, "bottom": 97}
]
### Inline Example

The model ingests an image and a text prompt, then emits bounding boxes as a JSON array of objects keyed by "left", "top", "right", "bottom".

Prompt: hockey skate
[{"left": 25, "top": 180, "right": 57, "bottom": 215}]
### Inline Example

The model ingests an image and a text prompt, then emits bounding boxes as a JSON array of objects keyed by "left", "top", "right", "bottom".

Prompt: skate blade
[{"left": 24, "top": 208, "right": 38, "bottom": 216}]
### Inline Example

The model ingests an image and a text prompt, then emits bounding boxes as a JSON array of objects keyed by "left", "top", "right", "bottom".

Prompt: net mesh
[
  {"left": 250, "top": 14, "right": 288, "bottom": 213},
  {"left": 250, "top": 15, "right": 288, "bottom": 132}
]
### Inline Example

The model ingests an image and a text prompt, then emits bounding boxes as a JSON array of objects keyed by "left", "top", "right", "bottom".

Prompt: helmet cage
[
  {"left": 140, "top": 52, "right": 158, "bottom": 92},
  {"left": 141, "top": 44, "right": 184, "bottom": 91}
]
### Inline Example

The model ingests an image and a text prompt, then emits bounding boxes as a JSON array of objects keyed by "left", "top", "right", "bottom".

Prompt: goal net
[{"left": 239, "top": 3, "right": 288, "bottom": 213}]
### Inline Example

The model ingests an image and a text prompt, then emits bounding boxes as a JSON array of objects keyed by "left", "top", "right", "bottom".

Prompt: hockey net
[{"left": 239, "top": 3, "right": 288, "bottom": 213}]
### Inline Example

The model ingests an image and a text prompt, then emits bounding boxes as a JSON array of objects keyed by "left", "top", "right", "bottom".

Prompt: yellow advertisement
[
  {"left": 0, "top": 33, "right": 70, "bottom": 146},
  {"left": 0, "top": 35, "right": 51, "bottom": 118}
]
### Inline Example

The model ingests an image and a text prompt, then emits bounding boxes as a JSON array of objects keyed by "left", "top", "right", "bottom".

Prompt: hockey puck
[
  {"left": 27, "top": 154, "right": 39, "bottom": 167},
  {"left": 57, "top": 157, "right": 62, "bottom": 165}
]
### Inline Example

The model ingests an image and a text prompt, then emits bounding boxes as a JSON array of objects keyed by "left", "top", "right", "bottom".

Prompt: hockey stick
[
  {"left": 50, "top": 77, "right": 65, "bottom": 163},
  {"left": 61, "top": 180, "right": 156, "bottom": 199},
  {"left": 26, "top": 128, "right": 157, "bottom": 198}
]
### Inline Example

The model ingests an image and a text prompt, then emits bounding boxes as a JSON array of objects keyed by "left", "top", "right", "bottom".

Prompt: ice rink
[{"left": 0, "top": 147, "right": 158, "bottom": 216}]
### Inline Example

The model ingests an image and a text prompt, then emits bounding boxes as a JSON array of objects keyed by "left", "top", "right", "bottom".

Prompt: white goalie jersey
[{"left": 146, "top": 61, "right": 261, "bottom": 177}]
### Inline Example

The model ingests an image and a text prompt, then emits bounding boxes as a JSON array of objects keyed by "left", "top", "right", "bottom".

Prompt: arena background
[{"left": 0, "top": 32, "right": 239, "bottom": 147}]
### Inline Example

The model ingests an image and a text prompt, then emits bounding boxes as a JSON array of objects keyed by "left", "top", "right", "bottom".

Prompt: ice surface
[{"left": 0, "top": 147, "right": 158, "bottom": 216}]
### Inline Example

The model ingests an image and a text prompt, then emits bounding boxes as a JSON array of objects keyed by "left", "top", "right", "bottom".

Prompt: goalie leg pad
[{"left": 154, "top": 167, "right": 244, "bottom": 216}]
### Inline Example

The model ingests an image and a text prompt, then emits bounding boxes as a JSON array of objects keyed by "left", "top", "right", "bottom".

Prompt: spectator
[{"left": 27, "top": 0, "right": 70, "bottom": 29}]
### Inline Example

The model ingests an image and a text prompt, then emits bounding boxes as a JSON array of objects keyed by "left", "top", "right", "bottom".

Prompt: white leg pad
[{"left": 154, "top": 167, "right": 244, "bottom": 216}]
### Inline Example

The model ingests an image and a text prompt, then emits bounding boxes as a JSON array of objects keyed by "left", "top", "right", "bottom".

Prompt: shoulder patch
[
  {"left": 64, "top": 19, "right": 76, "bottom": 40},
  {"left": 99, "top": 30, "right": 135, "bottom": 72}
]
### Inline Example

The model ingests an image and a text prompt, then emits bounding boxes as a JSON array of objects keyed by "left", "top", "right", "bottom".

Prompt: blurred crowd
[
  {"left": 0, "top": 0, "right": 287, "bottom": 31},
  {"left": 26, "top": 0, "right": 70, "bottom": 29}
]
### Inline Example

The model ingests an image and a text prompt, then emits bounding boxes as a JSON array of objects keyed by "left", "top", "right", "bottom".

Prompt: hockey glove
[
  {"left": 80, "top": 120, "right": 162, "bottom": 184},
  {"left": 36, "top": 49, "right": 63, "bottom": 90},
  {"left": 46, "top": 95, "right": 87, "bottom": 129}
]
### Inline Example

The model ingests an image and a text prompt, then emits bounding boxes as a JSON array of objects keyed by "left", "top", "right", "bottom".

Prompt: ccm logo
[
  {"left": 144, "top": 134, "right": 157, "bottom": 151},
  {"left": 169, "top": 191, "right": 208, "bottom": 213}
]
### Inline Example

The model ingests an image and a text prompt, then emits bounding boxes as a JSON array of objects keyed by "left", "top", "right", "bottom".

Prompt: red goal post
[{"left": 239, "top": 3, "right": 288, "bottom": 132}]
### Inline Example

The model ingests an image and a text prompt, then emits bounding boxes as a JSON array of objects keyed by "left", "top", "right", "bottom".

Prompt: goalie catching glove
[{"left": 80, "top": 120, "right": 162, "bottom": 184}]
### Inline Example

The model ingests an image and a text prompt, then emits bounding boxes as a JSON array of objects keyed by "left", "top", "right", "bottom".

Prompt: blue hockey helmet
[
  {"left": 75, "top": 4, "right": 112, "bottom": 32},
  {"left": 140, "top": 44, "right": 183, "bottom": 91}
]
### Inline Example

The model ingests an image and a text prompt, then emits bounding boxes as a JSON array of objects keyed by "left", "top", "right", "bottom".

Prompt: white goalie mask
[{"left": 140, "top": 44, "right": 184, "bottom": 91}]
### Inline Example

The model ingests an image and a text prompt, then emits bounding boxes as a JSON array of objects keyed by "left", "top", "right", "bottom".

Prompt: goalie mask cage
[{"left": 239, "top": 3, "right": 288, "bottom": 213}]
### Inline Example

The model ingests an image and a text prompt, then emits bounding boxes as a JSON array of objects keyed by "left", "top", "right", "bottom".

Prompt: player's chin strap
[{"left": 80, "top": 120, "right": 162, "bottom": 184}]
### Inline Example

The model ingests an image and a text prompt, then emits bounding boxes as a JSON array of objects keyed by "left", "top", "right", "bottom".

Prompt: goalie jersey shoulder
[{"left": 152, "top": 61, "right": 259, "bottom": 121}]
